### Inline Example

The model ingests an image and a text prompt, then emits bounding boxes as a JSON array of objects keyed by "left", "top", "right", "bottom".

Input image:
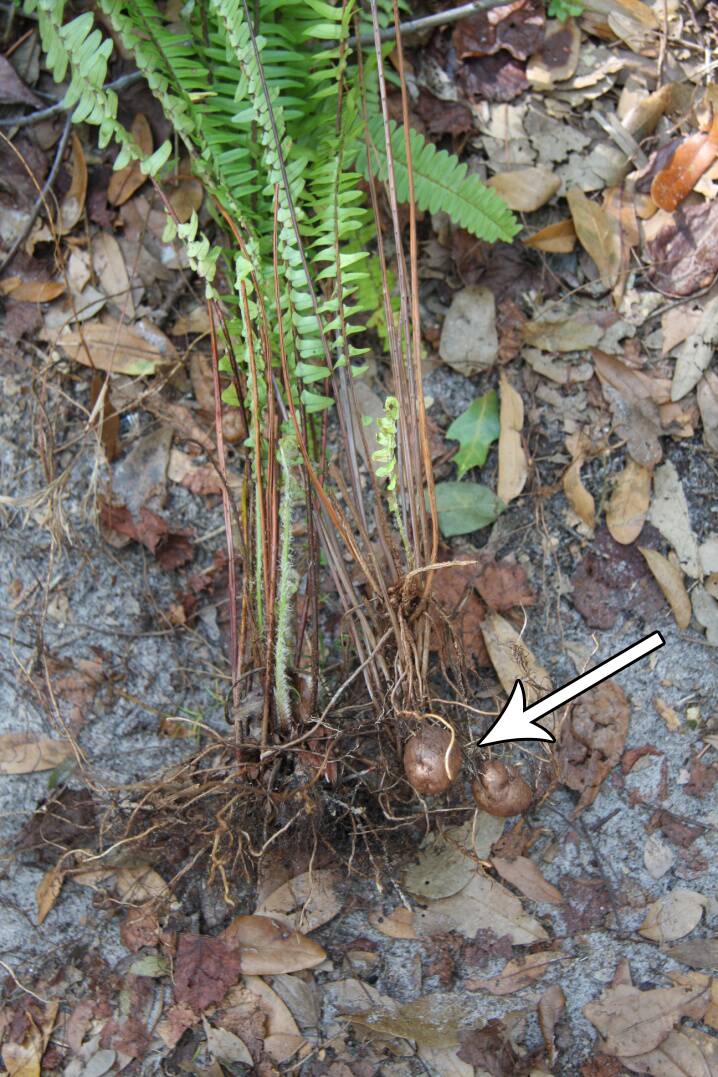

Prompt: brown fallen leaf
[
  {"left": 491, "top": 856, "right": 564, "bottom": 905},
  {"left": 645, "top": 197, "right": 718, "bottom": 297},
  {"left": 93, "top": 231, "right": 135, "bottom": 319},
  {"left": 639, "top": 547, "right": 691, "bottom": 630},
  {"left": 563, "top": 432, "right": 596, "bottom": 533},
  {"left": 697, "top": 370, "right": 718, "bottom": 453},
  {"left": 523, "top": 218, "right": 577, "bottom": 253},
  {"left": 368, "top": 905, "right": 417, "bottom": 940},
  {"left": 0, "top": 278, "right": 65, "bottom": 302},
  {"left": 527, "top": 16, "right": 581, "bottom": 88},
  {"left": 538, "top": 984, "right": 566, "bottom": 1067},
  {"left": 606, "top": 459, "right": 652, "bottom": 546},
  {"left": 243, "top": 976, "right": 305, "bottom": 1064},
  {"left": 0, "top": 54, "right": 43, "bottom": 107},
  {"left": 1, "top": 1000, "right": 59, "bottom": 1077},
  {"left": 58, "top": 318, "right": 174, "bottom": 375},
  {"left": 108, "top": 114, "right": 153, "bottom": 205},
  {"left": 664, "top": 938, "right": 718, "bottom": 971},
  {"left": 497, "top": 373, "right": 527, "bottom": 505},
  {"left": 481, "top": 610, "right": 552, "bottom": 707},
  {"left": 487, "top": 167, "right": 560, "bottom": 212},
  {"left": 255, "top": 868, "right": 342, "bottom": 932},
  {"left": 567, "top": 187, "right": 621, "bottom": 288},
  {"left": 583, "top": 981, "right": 709, "bottom": 1058},
  {"left": 100, "top": 503, "right": 194, "bottom": 570},
  {"left": 475, "top": 559, "right": 535, "bottom": 611},
  {"left": 222, "top": 914, "right": 326, "bottom": 974},
  {"left": 58, "top": 133, "right": 87, "bottom": 235},
  {"left": 467, "top": 949, "right": 565, "bottom": 995},
  {"left": 457, "top": 1019, "right": 521, "bottom": 1074},
  {"left": 174, "top": 933, "right": 244, "bottom": 1012},
  {"left": 651, "top": 115, "right": 718, "bottom": 213},
  {"left": 36, "top": 863, "right": 64, "bottom": 925},
  {"left": 0, "top": 732, "right": 74, "bottom": 774},
  {"left": 621, "top": 1026, "right": 718, "bottom": 1076},
  {"left": 413, "top": 870, "right": 549, "bottom": 945},
  {"left": 560, "top": 681, "right": 630, "bottom": 814},
  {"left": 639, "top": 890, "right": 706, "bottom": 944}
]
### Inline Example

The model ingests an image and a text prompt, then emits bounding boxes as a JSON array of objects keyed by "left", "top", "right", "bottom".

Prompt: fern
[{"left": 355, "top": 115, "right": 520, "bottom": 244}]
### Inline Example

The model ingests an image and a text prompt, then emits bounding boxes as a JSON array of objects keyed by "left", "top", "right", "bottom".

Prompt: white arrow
[{"left": 479, "top": 631, "right": 665, "bottom": 747}]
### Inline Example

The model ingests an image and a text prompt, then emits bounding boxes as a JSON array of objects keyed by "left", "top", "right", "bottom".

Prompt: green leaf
[
  {"left": 432, "top": 482, "right": 503, "bottom": 537},
  {"left": 446, "top": 390, "right": 500, "bottom": 479}
]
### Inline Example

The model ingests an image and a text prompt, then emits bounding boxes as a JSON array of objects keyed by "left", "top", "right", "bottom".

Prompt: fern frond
[{"left": 356, "top": 116, "right": 520, "bottom": 244}]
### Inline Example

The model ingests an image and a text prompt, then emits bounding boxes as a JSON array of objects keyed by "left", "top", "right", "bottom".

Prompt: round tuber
[
  {"left": 403, "top": 726, "right": 461, "bottom": 796},
  {"left": 471, "top": 761, "right": 532, "bottom": 817}
]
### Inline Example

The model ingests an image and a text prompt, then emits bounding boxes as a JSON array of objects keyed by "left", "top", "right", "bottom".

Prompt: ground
[{"left": 2, "top": 2, "right": 718, "bottom": 1076}]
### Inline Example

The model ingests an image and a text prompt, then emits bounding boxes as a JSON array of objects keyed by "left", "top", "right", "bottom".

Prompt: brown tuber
[
  {"left": 471, "top": 761, "right": 533, "bottom": 817},
  {"left": 403, "top": 726, "right": 461, "bottom": 796}
]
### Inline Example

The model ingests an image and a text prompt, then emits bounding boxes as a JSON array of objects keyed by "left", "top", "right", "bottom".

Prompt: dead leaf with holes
[
  {"left": 0, "top": 732, "right": 74, "bottom": 774},
  {"left": 567, "top": 187, "right": 621, "bottom": 288},
  {"left": 563, "top": 432, "right": 595, "bottom": 533},
  {"left": 639, "top": 547, "right": 691, "bottom": 629},
  {"left": 108, "top": 114, "right": 153, "bottom": 205},
  {"left": 639, "top": 890, "right": 706, "bottom": 944},
  {"left": 497, "top": 373, "right": 527, "bottom": 504},
  {"left": 255, "top": 868, "right": 342, "bottom": 932},
  {"left": 559, "top": 681, "right": 630, "bottom": 814},
  {"left": 606, "top": 459, "right": 652, "bottom": 546}
]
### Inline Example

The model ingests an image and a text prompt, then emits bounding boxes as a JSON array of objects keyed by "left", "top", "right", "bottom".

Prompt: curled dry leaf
[
  {"left": 481, "top": 610, "right": 552, "bottom": 705},
  {"left": 256, "top": 867, "right": 342, "bottom": 932},
  {"left": 36, "top": 863, "right": 64, "bottom": 924},
  {"left": 539, "top": 984, "right": 566, "bottom": 1067},
  {"left": 108, "top": 114, "right": 153, "bottom": 206},
  {"left": 492, "top": 856, "right": 563, "bottom": 905},
  {"left": 564, "top": 432, "right": 595, "bottom": 532},
  {"left": 639, "top": 890, "right": 706, "bottom": 943},
  {"left": 560, "top": 681, "right": 630, "bottom": 814},
  {"left": 487, "top": 166, "right": 560, "bottom": 212},
  {"left": 497, "top": 373, "right": 527, "bottom": 505},
  {"left": 567, "top": 187, "right": 621, "bottom": 288},
  {"left": 0, "top": 731, "right": 74, "bottom": 774},
  {"left": 651, "top": 116, "right": 718, "bottom": 213},
  {"left": 606, "top": 458, "right": 652, "bottom": 546},
  {"left": 467, "top": 949, "right": 565, "bottom": 995},
  {"left": 222, "top": 914, "right": 326, "bottom": 974},
  {"left": 523, "top": 218, "right": 576, "bottom": 253},
  {"left": 58, "top": 133, "right": 87, "bottom": 235},
  {"left": 639, "top": 547, "right": 691, "bottom": 630}
]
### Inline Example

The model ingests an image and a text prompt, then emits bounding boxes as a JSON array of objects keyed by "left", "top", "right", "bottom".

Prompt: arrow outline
[{"left": 479, "top": 631, "right": 666, "bottom": 747}]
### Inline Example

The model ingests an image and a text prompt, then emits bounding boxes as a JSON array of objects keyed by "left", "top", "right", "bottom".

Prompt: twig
[
  {"left": 0, "top": 70, "right": 142, "bottom": 128},
  {"left": 0, "top": 112, "right": 72, "bottom": 276},
  {"left": 349, "top": 0, "right": 509, "bottom": 47}
]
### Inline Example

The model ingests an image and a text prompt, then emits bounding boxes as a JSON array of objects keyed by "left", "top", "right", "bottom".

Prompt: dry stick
[
  {"left": 349, "top": 0, "right": 511, "bottom": 47},
  {"left": 0, "top": 113, "right": 72, "bottom": 275},
  {"left": 0, "top": 71, "right": 142, "bottom": 128}
]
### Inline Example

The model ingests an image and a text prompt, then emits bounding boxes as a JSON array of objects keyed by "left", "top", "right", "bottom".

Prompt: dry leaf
[
  {"left": 36, "top": 863, "right": 64, "bottom": 924},
  {"left": 414, "top": 870, "right": 549, "bottom": 945},
  {"left": 243, "top": 976, "right": 305, "bottom": 1063},
  {"left": 698, "top": 371, "right": 718, "bottom": 453},
  {"left": 497, "top": 373, "right": 527, "bottom": 504},
  {"left": 639, "top": 547, "right": 691, "bottom": 630},
  {"left": 1, "top": 1000, "right": 59, "bottom": 1077},
  {"left": 487, "top": 167, "right": 560, "bottom": 212},
  {"left": 0, "top": 278, "right": 65, "bottom": 302},
  {"left": 368, "top": 905, "right": 417, "bottom": 939},
  {"left": 403, "top": 818, "right": 503, "bottom": 901},
  {"left": 202, "top": 1018, "right": 253, "bottom": 1066},
  {"left": 649, "top": 461, "right": 701, "bottom": 578},
  {"left": 0, "top": 732, "right": 74, "bottom": 774},
  {"left": 492, "top": 856, "right": 564, "bottom": 905},
  {"left": 523, "top": 218, "right": 577, "bottom": 253},
  {"left": 567, "top": 186, "right": 621, "bottom": 287},
  {"left": 670, "top": 293, "right": 718, "bottom": 402},
  {"left": 560, "top": 681, "right": 630, "bottom": 814},
  {"left": 606, "top": 459, "right": 651, "bottom": 545},
  {"left": 621, "top": 1026, "right": 718, "bottom": 1076},
  {"left": 584, "top": 981, "right": 709, "bottom": 1058},
  {"left": 527, "top": 17, "right": 581, "bottom": 89},
  {"left": 639, "top": 890, "right": 706, "bottom": 943},
  {"left": 440, "top": 286, "right": 498, "bottom": 375},
  {"left": 93, "top": 231, "right": 135, "bottom": 319},
  {"left": 482, "top": 611, "right": 552, "bottom": 706},
  {"left": 58, "top": 133, "right": 87, "bottom": 235},
  {"left": 664, "top": 938, "right": 718, "bottom": 971},
  {"left": 108, "top": 115, "right": 153, "bottom": 205},
  {"left": 643, "top": 833, "right": 676, "bottom": 880},
  {"left": 256, "top": 868, "right": 342, "bottom": 932},
  {"left": 467, "top": 949, "right": 565, "bottom": 995},
  {"left": 564, "top": 432, "right": 595, "bottom": 532},
  {"left": 222, "top": 914, "right": 326, "bottom": 974},
  {"left": 651, "top": 117, "right": 718, "bottom": 213},
  {"left": 115, "top": 864, "right": 169, "bottom": 903},
  {"left": 58, "top": 317, "right": 174, "bottom": 375},
  {"left": 538, "top": 984, "right": 566, "bottom": 1067}
]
